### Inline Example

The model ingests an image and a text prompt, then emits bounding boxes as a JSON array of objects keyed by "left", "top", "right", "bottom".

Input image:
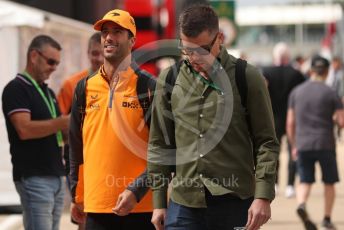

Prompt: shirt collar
[
  {"left": 18, "top": 73, "right": 48, "bottom": 88},
  {"left": 206, "top": 46, "right": 228, "bottom": 75},
  {"left": 99, "top": 61, "right": 138, "bottom": 81},
  {"left": 100, "top": 65, "right": 107, "bottom": 78}
]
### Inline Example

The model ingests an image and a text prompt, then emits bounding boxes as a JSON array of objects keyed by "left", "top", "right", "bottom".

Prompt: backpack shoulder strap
[
  {"left": 135, "top": 68, "right": 156, "bottom": 128},
  {"left": 163, "top": 60, "right": 183, "bottom": 174},
  {"left": 235, "top": 58, "right": 248, "bottom": 110},
  {"left": 165, "top": 60, "right": 183, "bottom": 103},
  {"left": 234, "top": 58, "right": 259, "bottom": 166},
  {"left": 74, "top": 71, "right": 97, "bottom": 130}
]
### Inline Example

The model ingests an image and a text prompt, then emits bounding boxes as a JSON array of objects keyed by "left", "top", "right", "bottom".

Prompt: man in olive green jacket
[{"left": 148, "top": 4, "right": 279, "bottom": 230}]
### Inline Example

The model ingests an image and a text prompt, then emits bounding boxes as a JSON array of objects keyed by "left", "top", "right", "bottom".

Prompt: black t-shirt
[
  {"left": 2, "top": 74, "right": 65, "bottom": 181},
  {"left": 263, "top": 65, "right": 305, "bottom": 137}
]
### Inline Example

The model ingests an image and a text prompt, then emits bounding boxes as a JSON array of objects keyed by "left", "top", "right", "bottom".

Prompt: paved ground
[
  {"left": 264, "top": 138, "right": 344, "bottom": 230},
  {"left": 1, "top": 137, "right": 343, "bottom": 230}
]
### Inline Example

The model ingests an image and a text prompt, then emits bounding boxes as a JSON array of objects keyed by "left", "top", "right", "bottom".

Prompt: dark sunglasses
[
  {"left": 36, "top": 50, "right": 60, "bottom": 66},
  {"left": 178, "top": 33, "right": 218, "bottom": 56}
]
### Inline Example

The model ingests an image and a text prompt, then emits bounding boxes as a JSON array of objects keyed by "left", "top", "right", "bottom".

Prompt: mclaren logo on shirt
[{"left": 123, "top": 94, "right": 138, "bottom": 99}]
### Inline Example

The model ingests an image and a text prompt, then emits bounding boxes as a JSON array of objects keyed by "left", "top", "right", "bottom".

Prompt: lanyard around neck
[
  {"left": 184, "top": 60, "right": 223, "bottom": 94},
  {"left": 22, "top": 71, "right": 63, "bottom": 147},
  {"left": 23, "top": 71, "right": 57, "bottom": 117}
]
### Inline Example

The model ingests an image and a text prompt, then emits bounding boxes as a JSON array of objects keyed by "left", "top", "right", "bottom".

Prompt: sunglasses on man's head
[
  {"left": 36, "top": 50, "right": 60, "bottom": 66},
  {"left": 178, "top": 33, "right": 218, "bottom": 56}
]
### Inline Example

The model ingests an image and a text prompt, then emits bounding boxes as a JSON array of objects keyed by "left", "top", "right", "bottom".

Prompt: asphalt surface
[{"left": 1, "top": 137, "right": 343, "bottom": 230}]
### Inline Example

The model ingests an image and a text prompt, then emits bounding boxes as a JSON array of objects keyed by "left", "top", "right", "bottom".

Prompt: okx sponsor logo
[{"left": 122, "top": 101, "right": 140, "bottom": 109}]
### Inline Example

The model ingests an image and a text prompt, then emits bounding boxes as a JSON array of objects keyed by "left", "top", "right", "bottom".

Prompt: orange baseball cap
[{"left": 93, "top": 9, "right": 136, "bottom": 37}]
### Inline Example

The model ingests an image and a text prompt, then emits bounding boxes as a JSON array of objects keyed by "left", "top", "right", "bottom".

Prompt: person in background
[
  {"left": 287, "top": 55, "right": 344, "bottom": 230},
  {"left": 263, "top": 42, "right": 305, "bottom": 198},
  {"left": 58, "top": 32, "right": 103, "bottom": 114},
  {"left": 326, "top": 56, "right": 344, "bottom": 104},
  {"left": 292, "top": 55, "right": 306, "bottom": 73},
  {"left": 57, "top": 32, "right": 102, "bottom": 230},
  {"left": 2, "top": 35, "right": 69, "bottom": 230}
]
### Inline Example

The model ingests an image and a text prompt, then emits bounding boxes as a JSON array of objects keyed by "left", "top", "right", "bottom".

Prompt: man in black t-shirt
[
  {"left": 263, "top": 42, "right": 305, "bottom": 198},
  {"left": 2, "top": 35, "right": 69, "bottom": 230}
]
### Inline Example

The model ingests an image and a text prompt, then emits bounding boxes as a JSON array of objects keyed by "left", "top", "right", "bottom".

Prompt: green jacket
[{"left": 148, "top": 48, "right": 279, "bottom": 209}]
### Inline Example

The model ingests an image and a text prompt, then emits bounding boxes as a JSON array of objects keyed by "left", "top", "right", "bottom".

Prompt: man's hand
[
  {"left": 151, "top": 209, "right": 166, "bottom": 230},
  {"left": 112, "top": 189, "right": 137, "bottom": 216},
  {"left": 70, "top": 202, "right": 85, "bottom": 224},
  {"left": 58, "top": 114, "right": 70, "bottom": 131},
  {"left": 245, "top": 198, "right": 271, "bottom": 230}
]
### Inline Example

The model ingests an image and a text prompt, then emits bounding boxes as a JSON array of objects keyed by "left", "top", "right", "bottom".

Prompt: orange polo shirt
[
  {"left": 58, "top": 69, "right": 89, "bottom": 115},
  {"left": 76, "top": 65, "right": 152, "bottom": 213}
]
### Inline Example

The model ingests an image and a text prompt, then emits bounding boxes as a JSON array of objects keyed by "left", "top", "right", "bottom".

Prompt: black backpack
[{"left": 74, "top": 67, "right": 156, "bottom": 129}]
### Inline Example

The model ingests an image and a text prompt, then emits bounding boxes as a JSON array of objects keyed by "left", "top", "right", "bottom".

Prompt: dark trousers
[
  {"left": 86, "top": 212, "right": 154, "bottom": 230},
  {"left": 165, "top": 189, "right": 253, "bottom": 230},
  {"left": 286, "top": 142, "right": 297, "bottom": 186},
  {"left": 276, "top": 132, "right": 297, "bottom": 186}
]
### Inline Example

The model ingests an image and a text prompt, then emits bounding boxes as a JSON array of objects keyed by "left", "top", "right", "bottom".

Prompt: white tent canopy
[
  {"left": 237, "top": 4, "right": 343, "bottom": 26},
  {"left": 0, "top": 0, "right": 44, "bottom": 28},
  {"left": 0, "top": 0, "right": 93, "bottom": 207}
]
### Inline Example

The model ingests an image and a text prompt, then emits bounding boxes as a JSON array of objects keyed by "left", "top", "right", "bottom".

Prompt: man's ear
[
  {"left": 29, "top": 50, "right": 38, "bottom": 65},
  {"left": 130, "top": 37, "right": 136, "bottom": 47},
  {"left": 218, "top": 32, "right": 225, "bottom": 45}
]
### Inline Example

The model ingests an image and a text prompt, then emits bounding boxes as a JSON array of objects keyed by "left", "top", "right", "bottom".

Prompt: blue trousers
[
  {"left": 15, "top": 176, "right": 65, "bottom": 230},
  {"left": 165, "top": 190, "right": 253, "bottom": 230}
]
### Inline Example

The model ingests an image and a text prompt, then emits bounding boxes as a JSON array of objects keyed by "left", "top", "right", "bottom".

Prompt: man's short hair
[
  {"left": 179, "top": 4, "right": 219, "bottom": 37},
  {"left": 311, "top": 55, "right": 330, "bottom": 76},
  {"left": 27, "top": 35, "right": 61, "bottom": 60},
  {"left": 88, "top": 32, "right": 101, "bottom": 51},
  {"left": 273, "top": 42, "right": 290, "bottom": 64}
]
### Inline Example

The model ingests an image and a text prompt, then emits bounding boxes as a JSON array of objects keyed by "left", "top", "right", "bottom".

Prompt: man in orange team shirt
[
  {"left": 57, "top": 32, "right": 102, "bottom": 230},
  {"left": 68, "top": 9, "right": 155, "bottom": 230}
]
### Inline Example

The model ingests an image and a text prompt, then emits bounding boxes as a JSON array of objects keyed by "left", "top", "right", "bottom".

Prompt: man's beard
[{"left": 104, "top": 50, "right": 123, "bottom": 63}]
